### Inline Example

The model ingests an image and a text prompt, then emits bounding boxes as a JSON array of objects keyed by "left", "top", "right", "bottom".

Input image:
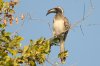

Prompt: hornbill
[{"left": 46, "top": 6, "right": 70, "bottom": 63}]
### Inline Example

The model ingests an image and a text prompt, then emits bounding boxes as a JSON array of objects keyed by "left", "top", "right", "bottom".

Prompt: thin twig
[
  {"left": 80, "top": 25, "right": 84, "bottom": 36},
  {"left": 80, "top": 2, "right": 85, "bottom": 36},
  {"left": 70, "top": 0, "right": 94, "bottom": 30},
  {"left": 46, "top": 58, "right": 57, "bottom": 66},
  {"left": 48, "top": 22, "right": 52, "bottom": 32},
  {"left": 90, "top": 0, "right": 94, "bottom": 9},
  {"left": 27, "top": 13, "right": 53, "bottom": 32},
  {"left": 86, "top": 24, "right": 100, "bottom": 26},
  {"left": 11, "top": 16, "right": 25, "bottom": 36}
]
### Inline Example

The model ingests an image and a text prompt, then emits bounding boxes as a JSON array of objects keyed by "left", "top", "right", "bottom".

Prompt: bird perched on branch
[{"left": 46, "top": 6, "right": 70, "bottom": 63}]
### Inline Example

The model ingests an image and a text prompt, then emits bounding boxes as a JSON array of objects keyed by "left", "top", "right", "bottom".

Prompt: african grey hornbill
[{"left": 46, "top": 6, "right": 70, "bottom": 63}]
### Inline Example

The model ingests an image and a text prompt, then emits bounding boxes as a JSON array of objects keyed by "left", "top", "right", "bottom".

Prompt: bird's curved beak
[
  {"left": 46, "top": 8, "right": 56, "bottom": 16},
  {"left": 46, "top": 10, "right": 50, "bottom": 16}
]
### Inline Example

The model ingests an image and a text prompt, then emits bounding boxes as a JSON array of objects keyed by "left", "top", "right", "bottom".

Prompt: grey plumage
[{"left": 46, "top": 6, "right": 70, "bottom": 63}]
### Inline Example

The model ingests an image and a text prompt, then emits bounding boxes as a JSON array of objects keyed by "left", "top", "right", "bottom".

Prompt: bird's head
[{"left": 46, "top": 6, "right": 64, "bottom": 16}]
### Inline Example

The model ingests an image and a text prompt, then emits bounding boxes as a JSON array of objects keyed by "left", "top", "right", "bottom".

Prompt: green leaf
[
  {"left": 5, "top": 56, "right": 10, "bottom": 62},
  {"left": 19, "top": 43, "right": 22, "bottom": 47},
  {"left": 0, "top": 0, "right": 3, "bottom": 3},
  {"left": 23, "top": 46, "right": 28, "bottom": 52},
  {"left": 29, "top": 61, "right": 36, "bottom": 66},
  {"left": 44, "top": 40, "right": 50, "bottom": 54},
  {"left": 1, "top": 29, "right": 5, "bottom": 35},
  {"left": 37, "top": 37, "right": 45, "bottom": 45},
  {"left": 0, "top": 24, "right": 6, "bottom": 28},
  {"left": 5, "top": 32, "right": 11, "bottom": 36},
  {"left": 7, "top": 48, "right": 17, "bottom": 56},
  {"left": 58, "top": 51, "right": 68, "bottom": 58},
  {"left": 50, "top": 37, "right": 60, "bottom": 46},
  {"left": 0, "top": 24, "right": 2, "bottom": 28},
  {"left": 3, "top": 2, "right": 9, "bottom": 8},
  {"left": 0, "top": 0, "right": 3, "bottom": 10},
  {"left": 15, "top": 36, "right": 24, "bottom": 41},
  {"left": 37, "top": 54, "right": 46, "bottom": 64},
  {"left": 58, "top": 50, "right": 68, "bottom": 63},
  {"left": 9, "top": 9, "right": 15, "bottom": 14}
]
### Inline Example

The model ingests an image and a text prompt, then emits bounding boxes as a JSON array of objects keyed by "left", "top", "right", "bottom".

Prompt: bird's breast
[{"left": 53, "top": 19, "right": 65, "bottom": 35}]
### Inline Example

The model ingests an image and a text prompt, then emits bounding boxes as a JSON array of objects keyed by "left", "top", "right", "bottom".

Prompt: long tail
[
  {"left": 60, "top": 31, "right": 68, "bottom": 63},
  {"left": 60, "top": 39, "right": 65, "bottom": 63},
  {"left": 60, "top": 39, "right": 65, "bottom": 53}
]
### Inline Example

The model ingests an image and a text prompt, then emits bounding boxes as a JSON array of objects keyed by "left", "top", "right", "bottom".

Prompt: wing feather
[{"left": 63, "top": 17, "right": 70, "bottom": 41}]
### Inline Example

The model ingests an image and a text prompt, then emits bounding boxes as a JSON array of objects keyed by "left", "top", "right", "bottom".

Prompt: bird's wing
[
  {"left": 64, "top": 17, "right": 70, "bottom": 31},
  {"left": 62, "top": 17, "right": 70, "bottom": 41},
  {"left": 64, "top": 17, "right": 69, "bottom": 26}
]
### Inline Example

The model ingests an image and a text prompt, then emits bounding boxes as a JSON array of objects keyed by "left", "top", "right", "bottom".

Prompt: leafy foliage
[
  {"left": 0, "top": 0, "right": 19, "bottom": 25},
  {"left": 0, "top": 0, "right": 68, "bottom": 66},
  {"left": 0, "top": 29, "right": 68, "bottom": 66},
  {"left": 0, "top": 29, "right": 24, "bottom": 65},
  {"left": 58, "top": 51, "right": 68, "bottom": 64}
]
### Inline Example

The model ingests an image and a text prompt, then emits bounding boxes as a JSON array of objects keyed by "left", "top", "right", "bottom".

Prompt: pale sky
[{"left": 6, "top": 0, "right": 100, "bottom": 66}]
